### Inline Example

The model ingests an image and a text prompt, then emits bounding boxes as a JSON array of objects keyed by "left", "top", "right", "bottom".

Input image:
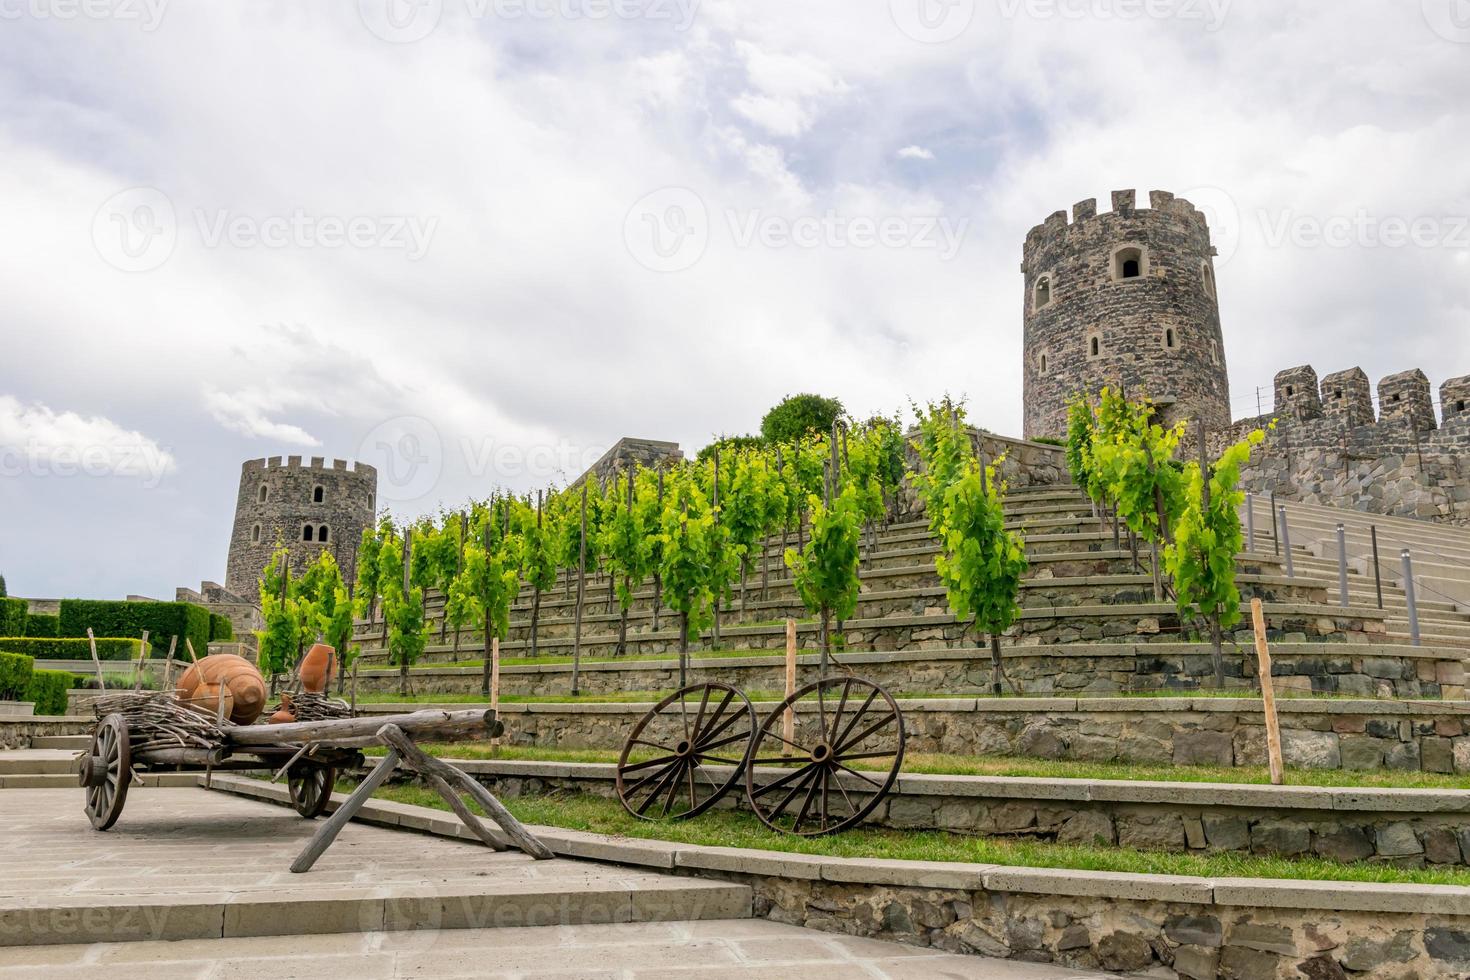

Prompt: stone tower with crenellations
[
  {"left": 1021, "top": 189, "right": 1232, "bottom": 440},
  {"left": 224, "top": 456, "right": 378, "bottom": 595}
]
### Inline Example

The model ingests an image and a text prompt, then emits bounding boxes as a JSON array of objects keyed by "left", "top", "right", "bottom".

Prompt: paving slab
[
  {"left": 0, "top": 788, "right": 749, "bottom": 946},
  {"left": 0, "top": 918, "right": 1116, "bottom": 978}
]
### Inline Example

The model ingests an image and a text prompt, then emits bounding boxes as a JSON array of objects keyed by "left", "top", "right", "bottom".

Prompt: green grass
[
  {"left": 360, "top": 743, "right": 1470, "bottom": 790},
  {"left": 362, "top": 783, "right": 1470, "bottom": 887}
]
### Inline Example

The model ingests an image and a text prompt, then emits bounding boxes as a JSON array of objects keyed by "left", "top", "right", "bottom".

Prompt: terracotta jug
[
  {"left": 176, "top": 653, "right": 267, "bottom": 725},
  {"left": 299, "top": 643, "right": 337, "bottom": 694},
  {"left": 268, "top": 692, "right": 296, "bottom": 725}
]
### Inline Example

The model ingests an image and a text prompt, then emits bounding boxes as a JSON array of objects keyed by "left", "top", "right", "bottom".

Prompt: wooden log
[
  {"left": 379, "top": 724, "right": 554, "bottom": 860},
  {"left": 422, "top": 770, "right": 508, "bottom": 851},
  {"left": 1251, "top": 598, "right": 1284, "bottom": 785},
  {"left": 133, "top": 746, "right": 228, "bottom": 767},
  {"left": 225, "top": 708, "right": 493, "bottom": 747},
  {"left": 290, "top": 746, "right": 402, "bottom": 873}
]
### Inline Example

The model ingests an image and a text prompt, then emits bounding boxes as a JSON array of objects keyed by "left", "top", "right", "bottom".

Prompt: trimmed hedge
[
  {"left": 25, "top": 669, "right": 74, "bottom": 715},
  {"left": 0, "top": 637, "right": 140, "bottom": 662},
  {"left": 24, "top": 613, "right": 59, "bottom": 637},
  {"left": 0, "top": 598, "right": 26, "bottom": 637},
  {"left": 209, "top": 613, "right": 234, "bottom": 642},
  {"left": 0, "top": 651, "right": 34, "bottom": 701},
  {"left": 58, "top": 600, "right": 210, "bottom": 659}
]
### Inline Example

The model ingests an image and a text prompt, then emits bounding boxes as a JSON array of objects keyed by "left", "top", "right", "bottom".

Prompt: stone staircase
[
  {"left": 336, "top": 483, "right": 1470, "bottom": 698},
  {"left": 0, "top": 734, "right": 197, "bottom": 788}
]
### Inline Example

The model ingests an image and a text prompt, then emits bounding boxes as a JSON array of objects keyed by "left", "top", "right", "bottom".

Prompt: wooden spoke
[
  {"left": 288, "top": 763, "right": 336, "bottom": 819},
  {"left": 616, "top": 683, "right": 755, "bottom": 821},
  {"left": 746, "top": 677, "right": 905, "bottom": 836}
]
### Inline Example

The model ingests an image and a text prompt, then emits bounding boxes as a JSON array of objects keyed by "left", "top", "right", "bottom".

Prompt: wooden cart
[{"left": 78, "top": 698, "right": 553, "bottom": 871}]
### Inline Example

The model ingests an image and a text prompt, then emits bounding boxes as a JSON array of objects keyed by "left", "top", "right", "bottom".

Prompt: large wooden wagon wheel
[
  {"left": 288, "top": 762, "right": 336, "bottom": 819},
  {"left": 616, "top": 683, "right": 756, "bottom": 821},
  {"left": 79, "top": 714, "right": 132, "bottom": 831},
  {"left": 745, "top": 676, "right": 905, "bottom": 836}
]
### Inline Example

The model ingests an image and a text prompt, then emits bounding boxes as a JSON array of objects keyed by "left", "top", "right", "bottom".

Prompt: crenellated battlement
[
  {"left": 240, "top": 456, "right": 377, "bottom": 478},
  {"left": 1022, "top": 188, "right": 1210, "bottom": 258},
  {"left": 1243, "top": 365, "right": 1470, "bottom": 438}
]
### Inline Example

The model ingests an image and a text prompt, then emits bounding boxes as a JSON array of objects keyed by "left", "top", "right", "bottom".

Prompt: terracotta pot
[
  {"left": 299, "top": 643, "right": 337, "bottom": 694},
  {"left": 176, "top": 653, "right": 267, "bottom": 724},
  {"left": 268, "top": 693, "right": 296, "bottom": 725}
]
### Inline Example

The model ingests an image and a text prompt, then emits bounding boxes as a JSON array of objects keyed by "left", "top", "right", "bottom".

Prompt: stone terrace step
[{"left": 0, "top": 786, "right": 752, "bottom": 946}]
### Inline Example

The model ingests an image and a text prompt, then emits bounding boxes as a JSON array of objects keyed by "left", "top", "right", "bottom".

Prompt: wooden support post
[
  {"left": 161, "top": 635, "right": 178, "bottom": 691},
  {"left": 1250, "top": 598, "right": 1284, "bottom": 785},
  {"left": 86, "top": 628, "right": 106, "bottom": 690},
  {"left": 290, "top": 745, "right": 403, "bottom": 873},
  {"left": 782, "top": 618, "right": 797, "bottom": 759},
  {"left": 378, "top": 724, "right": 555, "bottom": 860},
  {"left": 134, "top": 630, "right": 150, "bottom": 691}
]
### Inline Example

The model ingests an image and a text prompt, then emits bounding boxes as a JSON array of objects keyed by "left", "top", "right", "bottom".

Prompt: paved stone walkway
[{"left": 0, "top": 919, "right": 1114, "bottom": 978}]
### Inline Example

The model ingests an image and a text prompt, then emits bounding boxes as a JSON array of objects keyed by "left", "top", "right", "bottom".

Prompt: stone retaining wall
[
  {"left": 349, "top": 642, "right": 1469, "bottom": 700},
  {"left": 0, "top": 714, "right": 91, "bottom": 750},
  {"left": 468, "top": 698, "right": 1470, "bottom": 774},
  {"left": 426, "top": 759, "right": 1470, "bottom": 869}
]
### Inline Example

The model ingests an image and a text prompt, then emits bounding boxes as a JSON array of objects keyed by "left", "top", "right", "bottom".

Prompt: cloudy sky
[{"left": 2, "top": 0, "right": 1468, "bottom": 600}]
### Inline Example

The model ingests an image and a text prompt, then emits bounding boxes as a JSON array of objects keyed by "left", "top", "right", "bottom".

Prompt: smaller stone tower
[
  {"left": 1443, "top": 376, "right": 1470, "bottom": 424},
  {"left": 1273, "top": 366, "right": 1322, "bottom": 422},
  {"left": 1320, "top": 368, "right": 1374, "bottom": 428},
  {"left": 1021, "top": 189, "right": 1231, "bottom": 439},
  {"left": 225, "top": 456, "right": 378, "bottom": 596},
  {"left": 1378, "top": 370, "right": 1437, "bottom": 433}
]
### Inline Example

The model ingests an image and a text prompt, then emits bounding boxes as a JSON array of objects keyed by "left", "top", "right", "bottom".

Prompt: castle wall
[
  {"left": 224, "top": 456, "right": 378, "bottom": 595},
  {"left": 1022, "top": 189, "right": 1231, "bottom": 439},
  {"left": 1218, "top": 367, "right": 1470, "bottom": 526}
]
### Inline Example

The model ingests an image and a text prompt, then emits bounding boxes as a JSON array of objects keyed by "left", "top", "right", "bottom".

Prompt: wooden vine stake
[
  {"left": 1250, "top": 598, "right": 1284, "bottom": 785},
  {"left": 161, "top": 636, "right": 179, "bottom": 691},
  {"left": 134, "top": 630, "right": 150, "bottom": 691},
  {"left": 782, "top": 618, "right": 797, "bottom": 758},
  {"left": 86, "top": 628, "right": 106, "bottom": 690},
  {"left": 490, "top": 636, "right": 502, "bottom": 751}
]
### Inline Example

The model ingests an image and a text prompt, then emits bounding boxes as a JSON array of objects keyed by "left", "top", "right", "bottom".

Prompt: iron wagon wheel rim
[
  {"left": 745, "top": 676, "right": 905, "bottom": 837},
  {"left": 615, "top": 682, "right": 756, "bottom": 821},
  {"left": 288, "top": 763, "right": 335, "bottom": 819},
  {"left": 84, "top": 714, "right": 132, "bottom": 831}
]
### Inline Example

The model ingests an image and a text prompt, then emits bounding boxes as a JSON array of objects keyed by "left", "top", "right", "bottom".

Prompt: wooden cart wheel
[
  {"left": 79, "top": 714, "right": 131, "bottom": 831},
  {"left": 288, "top": 763, "right": 336, "bottom": 819},
  {"left": 745, "top": 676, "right": 905, "bottom": 836},
  {"left": 616, "top": 683, "right": 756, "bottom": 821}
]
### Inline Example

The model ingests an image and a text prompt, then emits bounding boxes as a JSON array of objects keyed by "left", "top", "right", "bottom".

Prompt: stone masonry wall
[{"left": 1022, "top": 189, "right": 1231, "bottom": 439}]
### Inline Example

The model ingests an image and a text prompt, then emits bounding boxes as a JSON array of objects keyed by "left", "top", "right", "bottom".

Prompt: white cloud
[
  {"left": 0, "top": 396, "right": 176, "bottom": 483},
  {"left": 897, "top": 145, "right": 935, "bottom": 160},
  {"left": 202, "top": 388, "right": 320, "bottom": 447}
]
